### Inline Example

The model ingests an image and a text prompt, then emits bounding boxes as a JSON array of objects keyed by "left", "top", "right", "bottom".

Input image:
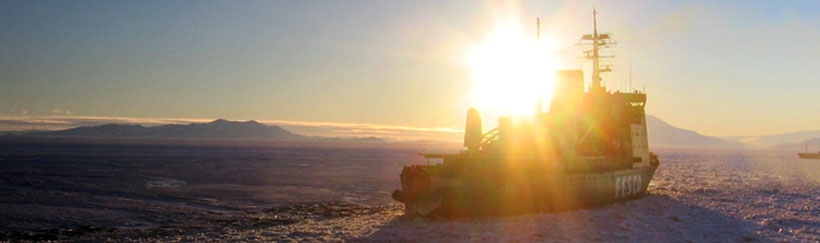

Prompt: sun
[{"left": 467, "top": 19, "right": 558, "bottom": 117}]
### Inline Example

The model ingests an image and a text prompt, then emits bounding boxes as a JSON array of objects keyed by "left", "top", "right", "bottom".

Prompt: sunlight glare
[{"left": 468, "top": 19, "right": 558, "bottom": 117}]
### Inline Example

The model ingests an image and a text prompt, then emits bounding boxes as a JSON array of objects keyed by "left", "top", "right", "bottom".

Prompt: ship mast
[
  {"left": 536, "top": 17, "right": 542, "bottom": 114},
  {"left": 580, "top": 8, "right": 614, "bottom": 93}
]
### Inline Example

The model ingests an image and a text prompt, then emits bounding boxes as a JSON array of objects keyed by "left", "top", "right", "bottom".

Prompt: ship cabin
[{"left": 457, "top": 69, "right": 652, "bottom": 175}]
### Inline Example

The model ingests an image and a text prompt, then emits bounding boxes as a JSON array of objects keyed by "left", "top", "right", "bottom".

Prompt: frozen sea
[{"left": 1, "top": 137, "right": 819, "bottom": 242}]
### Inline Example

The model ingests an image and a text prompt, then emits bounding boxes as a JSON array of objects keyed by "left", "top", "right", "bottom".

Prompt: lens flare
[{"left": 467, "top": 19, "right": 558, "bottom": 118}]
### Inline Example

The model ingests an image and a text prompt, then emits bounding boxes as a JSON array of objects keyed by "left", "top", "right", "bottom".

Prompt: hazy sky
[{"left": 1, "top": 0, "right": 819, "bottom": 137}]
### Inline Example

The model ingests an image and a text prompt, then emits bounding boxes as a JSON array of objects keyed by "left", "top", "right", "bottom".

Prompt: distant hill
[
  {"left": 646, "top": 115, "right": 747, "bottom": 149},
  {"left": 723, "top": 130, "right": 820, "bottom": 148},
  {"left": 771, "top": 137, "right": 820, "bottom": 151},
  {"left": 25, "top": 119, "right": 305, "bottom": 140}
]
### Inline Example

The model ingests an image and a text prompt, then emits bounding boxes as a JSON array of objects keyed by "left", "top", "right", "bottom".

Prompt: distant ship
[
  {"left": 798, "top": 145, "right": 820, "bottom": 159},
  {"left": 392, "top": 10, "right": 659, "bottom": 217}
]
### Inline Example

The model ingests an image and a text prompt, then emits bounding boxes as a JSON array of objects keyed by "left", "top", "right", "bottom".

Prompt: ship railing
[{"left": 481, "top": 127, "right": 499, "bottom": 147}]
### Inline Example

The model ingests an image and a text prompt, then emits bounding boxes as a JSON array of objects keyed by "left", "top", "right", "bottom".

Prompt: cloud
[
  {"left": 5, "top": 109, "right": 28, "bottom": 115},
  {"left": 51, "top": 109, "right": 72, "bottom": 115},
  {"left": 258, "top": 119, "right": 463, "bottom": 142}
]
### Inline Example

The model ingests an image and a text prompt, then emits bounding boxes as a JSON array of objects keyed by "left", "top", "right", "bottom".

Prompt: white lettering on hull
[{"left": 615, "top": 174, "right": 643, "bottom": 198}]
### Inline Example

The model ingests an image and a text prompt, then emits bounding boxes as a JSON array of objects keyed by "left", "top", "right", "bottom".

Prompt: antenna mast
[
  {"left": 580, "top": 8, "right": 615, "bottom": 93},
  {"left": 536, "top": 17, "right": 543, "bottom": 114}
]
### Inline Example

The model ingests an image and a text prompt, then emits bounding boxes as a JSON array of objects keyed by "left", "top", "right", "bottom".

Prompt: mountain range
[
  {"left": 645, "top": 115, "right": 820, "bottom": 150},
  {"left": 24, "top": 119, "right": 304, "bottom": 140},
  {"left": 723, "top": 131, "right": 820, "bottom": 148},
  {"left": 645, "top": 115, "right": 747, "bottom": 149},
  {"left": 770, "top": 137, "right": 820, "bottom": 151},
  {"left": 5, "top": 117, "right": 820, "bottom": 150}
]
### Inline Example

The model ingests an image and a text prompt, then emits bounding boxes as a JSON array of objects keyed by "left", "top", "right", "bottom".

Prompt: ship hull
[
  {"left": 798, "top": 153, "right": 820, "bottom": 159},
  {"left": 564, "top": 164, "right": 658, "bottom": 206},
  {"left": 396, "top": 162, "right": 659, "bottom": 217}
]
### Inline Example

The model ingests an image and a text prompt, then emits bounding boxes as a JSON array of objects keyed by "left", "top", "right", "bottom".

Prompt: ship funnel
[
  {"left": 464, "top": 108, "right": 482, "bottom": 152},
  {"left": 551, "top": 70, "right": 584, "bottom": 111}
]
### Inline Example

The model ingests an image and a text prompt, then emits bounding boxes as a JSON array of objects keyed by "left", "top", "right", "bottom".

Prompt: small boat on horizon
[{"left": 798, "top": 145, "right": 820, "bottom": 159}]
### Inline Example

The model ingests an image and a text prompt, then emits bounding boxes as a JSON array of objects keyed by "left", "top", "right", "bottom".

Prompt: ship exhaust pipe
[{"left": 464, "top": 108, "right": 482, "bottom": 153}]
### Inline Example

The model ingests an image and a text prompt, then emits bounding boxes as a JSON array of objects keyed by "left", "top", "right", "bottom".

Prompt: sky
[{"left": 1, "top": 0, "right": 819, "bottom": 138}]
